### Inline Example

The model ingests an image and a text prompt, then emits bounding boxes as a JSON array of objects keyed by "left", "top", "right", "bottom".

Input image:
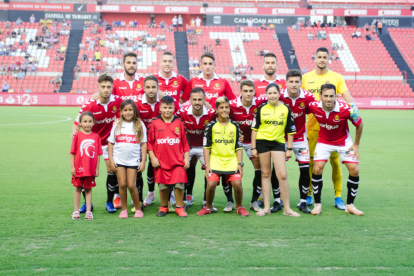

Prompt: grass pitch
[{"left": 0, "top": 106, "right": 413, "bottom": 275}]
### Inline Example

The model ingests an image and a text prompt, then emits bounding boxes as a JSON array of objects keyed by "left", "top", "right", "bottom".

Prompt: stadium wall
[
  {"left": 356, "top": 16, "right": 413, "bottom": 33},
  {"left": 206, "top": 14, "right": 309, "bottom": 26}
]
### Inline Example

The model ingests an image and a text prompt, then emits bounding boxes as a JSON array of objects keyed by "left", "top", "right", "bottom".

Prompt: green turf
[{"left": 0, "top": 106, "right": 413, "bottom": 275}]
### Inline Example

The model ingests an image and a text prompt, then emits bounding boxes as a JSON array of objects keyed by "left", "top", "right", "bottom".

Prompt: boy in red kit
[
  {"left": 70, "top": 112, "right": 102, "bottom": 220},
  {"left": 147, "top": 96, "right": 191, "bottom": 217}
]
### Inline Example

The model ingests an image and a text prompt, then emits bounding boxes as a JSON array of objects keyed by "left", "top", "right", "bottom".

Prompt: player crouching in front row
[
  {"left": 197, "top": 97, "right": 250, "bottom": 217},
  {"left": 307, "top": 84, "right": 363, "bottom": 216},
  {"left": 147, "top": 96, "right": 191, "bottom": 217}
]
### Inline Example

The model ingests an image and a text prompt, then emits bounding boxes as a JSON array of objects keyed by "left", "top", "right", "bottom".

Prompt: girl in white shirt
[{"left": 108, "top": 99, "right": 147, "bottom": 219}]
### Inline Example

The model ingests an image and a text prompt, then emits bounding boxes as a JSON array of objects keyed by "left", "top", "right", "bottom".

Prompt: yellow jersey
[
  {"left": 302, "top": 70, "right": 348, "bottom": 130},
  {"left": 251, "top": 103, "right": 296, "bottom": 143},
  {"left": 203, "top": 119, "right": 243, "bottom": 174}
]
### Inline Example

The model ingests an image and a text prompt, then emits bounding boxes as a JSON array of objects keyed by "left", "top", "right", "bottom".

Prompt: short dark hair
[
  {"left": 263, "top": 52, "right": 277, "bottom": 62},
  {"left": 265, "top": 83, "right": 280, "bottom": 94},
  {"left": 161, "top": 51, "right": 175, "bottom": 59},
  {"left": 144, "top": 75, "right": 158, "bottom": 86},
  {"left": 200, "top": 52, "right": 215, "bottom": 62},
  {"left": 240, "top": 79, "right": 254, "bottom": 91},
  {"left": 286, "top": 69, "right": 302, "bottom": 81},
  {"left": 320, "top": 83, "right": 336, "bottom": 95},
  {"left": 316, "top": 47, "right": 329, "bottom": 56},
  {"left": 97, "top": 74, "right": 113, "bottom": 84},
  {"left": 79, "top": 111, "right": 95, "bottom": 122},
  {"left": 160, "top": 95, "right": 175, "bottom": 105},
  {"left": 190, "top": 87, "right": 205, "bottom": 96},
  {"left": 123, "top": 52, "right": 137, "bottom": 63}
]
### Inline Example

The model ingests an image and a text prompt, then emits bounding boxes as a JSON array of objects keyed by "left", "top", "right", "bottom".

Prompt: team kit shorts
[
  {"left": 71, "top": 176, "right": 96, "bottom": 189},
  {"left": 116, "top": 164, "right": 139, "bottom": 170},
  {"left": 102, "top": 145, "right": 109, "bottom": 161},
  {"left": 189, "top": 146, "right": 205, "bottom": 166},
  {"left": 158, "top": 183, "right": 185, "bottom": 190},
  {"left": 313, "top": 139, "right": 359, "bottom": 164},
  {"left": 207, "top": 173, "right": 242, "bottom": 184},
  {"left": 286, "top": 140, "right": 310, "bottom": 163},
  {"left": 256, "top": 140, "right": 285, "bottom": 154},
  {"left": 242, "top": 143, "right": 254, "bottom": 159}
]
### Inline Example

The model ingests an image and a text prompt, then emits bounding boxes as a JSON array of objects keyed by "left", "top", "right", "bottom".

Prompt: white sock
[{"left": 274, "top": 198, "right": 281, "bottom": 203}]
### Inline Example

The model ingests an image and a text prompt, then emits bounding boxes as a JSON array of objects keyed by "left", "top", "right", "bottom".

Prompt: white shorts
[
  {"left": 314, "top": 140, "right": 358, "bottom": 164},
  {"left": 102, "top": 145, "right": 109, "bottom": 161},
  {"left": 190, "top": 146, "right": 205, "bottom": 165},
  {"left": 242, "top": 143, "right": 256, "bottom": 159},
  {"left": 286, "top": 140, "right": 310, "bottom": 163}
]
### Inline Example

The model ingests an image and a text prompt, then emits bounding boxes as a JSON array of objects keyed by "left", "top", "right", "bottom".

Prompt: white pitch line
[{"left": 0, "top": 114, "right": 72, "bottom": 126}]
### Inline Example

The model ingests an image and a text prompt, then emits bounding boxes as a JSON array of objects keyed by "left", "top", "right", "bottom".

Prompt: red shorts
[
  {"left": 207, "top": 173, "right": 242, "bottom": 184},
  {"left": 71, "top": 176, "right": 96, "bottom": 189}
]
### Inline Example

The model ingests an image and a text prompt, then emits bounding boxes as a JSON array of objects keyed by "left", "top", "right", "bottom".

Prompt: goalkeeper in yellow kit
[{"left": 301, "top": 47, "right": 359, "bottom": 210}]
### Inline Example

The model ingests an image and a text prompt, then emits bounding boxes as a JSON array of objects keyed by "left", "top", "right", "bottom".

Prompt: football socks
[
  {"left": 251, "top": 169, "right": 262, "bottom": 203},
  {"left": 136, "top": 172, "right": 144, "bottom": 202},
  {"left": 347, "top": 175, "right": 359, "bottom": 204},
  {"left": 222, "top": 175, "right": 234, "bottom": 203},
  {"left": 299, "top": 164, "right": 310, "bottom": 202},
  {"left": 271, "top": 168, "right": 280, "bottom": 202},
  {"left": 106, "top": 173, "right": 118, "bottom": 203},
  {"left": 147, "top": 160, "right": 155, "bottom": 193},
  {"left": 186, "top": 164, "right": 196, "bottom": 195},
  {"left": 311, "top": 174, "right": 323, "bottom": 204}
]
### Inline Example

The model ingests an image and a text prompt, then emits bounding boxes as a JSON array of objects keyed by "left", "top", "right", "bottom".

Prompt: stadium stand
[
  {"left": 388, "top": 28, "right": 414, "bottom": 74},
  {"left": 288, "top": 26, "right": 401, "bottom": 76},
  {"left": 187, "top": 26, "right": 288, "bottom": 77},
  {"left": 72, "top": 25, "right": 177, "bottom": 92},
  {"left": 308, "top": 0, "right": 411, "bottom": 9},
  {"left": 0, "top": 20, "right": 69, "bottom": 93}
]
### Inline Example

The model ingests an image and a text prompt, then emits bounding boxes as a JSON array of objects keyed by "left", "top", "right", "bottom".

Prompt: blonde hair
[
  {"left": 116, "top": 99, "right": 144, "bottom": 142},
  {"left": 215, "top": 96, "right": 229, "bottom": 109}
]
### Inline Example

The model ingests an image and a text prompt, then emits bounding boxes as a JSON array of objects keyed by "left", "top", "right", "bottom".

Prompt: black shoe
[
  {"left": 298, "top": 202, "right": 311, "bottom": 214},
  {"left": 270, "top": 201, "right": 282, "bottom": 213}
]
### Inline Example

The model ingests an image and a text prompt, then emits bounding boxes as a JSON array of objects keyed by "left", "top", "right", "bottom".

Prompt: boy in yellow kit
[{"left": 301, "top": 47, "right": 359, "bottom": 210}]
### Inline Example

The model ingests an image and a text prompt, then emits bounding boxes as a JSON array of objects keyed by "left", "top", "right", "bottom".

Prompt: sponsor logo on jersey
[
  {"left": 213, "top": 83, "right": 221, "bottom": 90},
  {"left": 291, "top": 125, "right": 296, "bottom": 132},
  {"left": 96, "top": 115, "right": 117, "bottom": 124},
  {"left": 175, "top": 127, "right": 180, "bottom": 134},
  {"left": 203, "top": 137, "right": 207, "bottom": 146},
  {"left": 93, "top": 111, "right": 102, "bottom": 115},
  {"left": 112, "top": 106, "right": 117, "bottom": 113},
  {"left": 319, "top": 123, "right": 339, "bottom": 130},
  {"left": 116, "top": 134, "right": 138, "bottom": 143},
  {"left": 299, "top": 102, "right": 306, "bottom": 109},
  {"left": 184, "top": 121, "right": 193, "bottom": 124},
  {"left": 206, "top": 93, "right": 219, "bottom": 99},
  {"left": 333, "top": 115, "right": 340, "bottom": 122},
  {"left": 172, "top": 80, "right": 179, "bottom": 87},
  {"left": 119, "top": 87, "right": 127, "bottom": 89},
  {"left": 80, "top": 139, "right": 96, "bottom": 158},
  {"left": 204, "top": 120, "right": 209, "bottom": 125},
  {"left": 237, "top": 119, "right": 252, "bottom": 126},
  {"left": 157, "top": 137, "right": 180, "bottom": 145},
  {"left": 121, "top": 95, "right": 139, "bottom": 101},
  {"left": 292, "top": 111, "right": 304, "bottom": 119},
  {"left": 214, "top": 138, "right": 234, "bottom": 145},
  {"left": 137, "top": 84, "right": 142, "bottom": 90},
  {"left": 279, "top": 112, "right": 286, "bottom": 119},
  {"left": 315, "top": 114, "right": 323, "bottom": 118},
  {"left": 140, "top": 110, "right": 149, "bottom": 113},
  {"left": 234, "top": 112, "right": 243, "bottom": 114},
  {"left": 164, "top": 90, "right": 178, "bottom": 96},
  {"left": 195, "top": 84, "right": 204, "bottom": 87},
  {"left": 325, "top": 80, "right": 330, "bottom": 84},
  {"left": 188, "top": 129, "right": 204, "bottom": 135},
  {"left": 264, "top": 120, "right": 283, "bottom": 126},
  {"left": 228, "top": 131, "right": 234, "bottom": 137}
]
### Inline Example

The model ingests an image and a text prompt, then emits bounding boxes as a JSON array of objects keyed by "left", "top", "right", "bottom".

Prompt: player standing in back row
[
  {"left": 153, "top": 51, "right": 188, "bottom": 104},
  {"left": 302, "top": 47, "right": 359, "bottom": 210},
  {"left": 254, "top": 52, "right": 286, "bottom": 97}
]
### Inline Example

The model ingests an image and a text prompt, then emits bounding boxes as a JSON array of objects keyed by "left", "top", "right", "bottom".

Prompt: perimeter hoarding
[{"left": 206, "top": 14, "right": 309, "bottom": 26}]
